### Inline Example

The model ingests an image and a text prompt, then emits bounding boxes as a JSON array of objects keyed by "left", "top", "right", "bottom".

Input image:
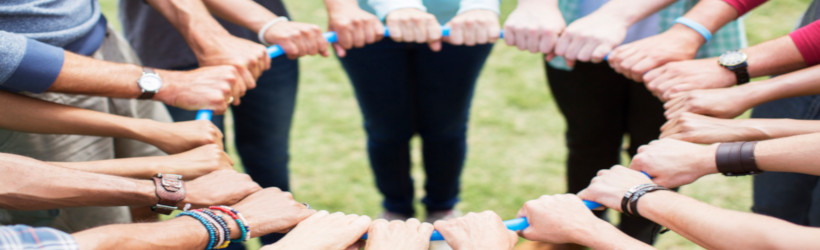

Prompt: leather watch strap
[{"left": 152, "top": 173, "right": 185, "bottom": 214}]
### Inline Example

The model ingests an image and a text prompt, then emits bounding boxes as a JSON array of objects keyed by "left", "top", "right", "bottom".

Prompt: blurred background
[{"left": 102, "top": 0, "right": 810, "bottom": 248}]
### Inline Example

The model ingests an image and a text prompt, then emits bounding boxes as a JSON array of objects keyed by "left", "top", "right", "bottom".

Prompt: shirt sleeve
[
  {"left": 789, "top": 20, "right": 820, "bottom": 66},
  {"left": 367, "top": 0, "right": 426, "bottom": 20},
  {"left": 0, "top": 225, "right": 78, "bottom": 250},
  {"left": 0, "top": 31, "right": 65, "bottom": 93},
  {"left": 721, "top": 0, "right": 769, "bottom": 16},
  {"left": 457, "top": 0, "right": 500, "bottom": 15}
]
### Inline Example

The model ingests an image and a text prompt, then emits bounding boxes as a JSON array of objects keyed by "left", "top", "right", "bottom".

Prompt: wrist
[
  {"left": 152, "top": 69, "right": 180, "bottom": 106},
  {"left": 574, "top": 220, "right": 617, "bottom": 247},
  {"left": 700, "top": 143, "right": 720, "bottom": 175},
  {"left": 136, "top": 179, "right": 161, "bottom": 207},
  {"left": 666, "top": 24, "right": 707, "bottom": 48}
]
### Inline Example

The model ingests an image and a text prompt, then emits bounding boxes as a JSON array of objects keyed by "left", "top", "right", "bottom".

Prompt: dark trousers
[
  {"left": 165, "top": 55, "right": 298, "bottom": 247},
  {"left": 339, "top": 39, "right": 493, "bottom": 216},
  {"left": 751, "top": 95, "right": 820, "bottom": 226},
  {"left": 545, "top": 62, "right": 666, "bottom": 244}
]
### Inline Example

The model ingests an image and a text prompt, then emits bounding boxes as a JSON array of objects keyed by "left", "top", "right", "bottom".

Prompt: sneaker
[
  {"left": 424, "top": 209, "right": 461, "bottom": 224},
  {"left": 379, "top": 211, "right": 412, "bottom": 221}
]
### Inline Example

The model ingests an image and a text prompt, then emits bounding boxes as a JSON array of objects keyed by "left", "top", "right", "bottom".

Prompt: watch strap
[
  {"left": 734, "top": 65, "right": 750, "bottom": 85},
  {"left": 152, "top": 173, "right": 185, "bottom": 214}
]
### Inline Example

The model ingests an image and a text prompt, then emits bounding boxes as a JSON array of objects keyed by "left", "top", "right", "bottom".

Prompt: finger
[
  {"left": 338, "top": 26, "right": 354, "bottom": 49},
  {"left": 352, "top": 21, "right": 367, "bottom": 48},
  {"left": 363, "top": 21, "right": 377, "bottom": 45},
  {"left": 539, "top": 32, "right": 557, "bottom": 54},
  {"left": 663, "top": 95, "right": 685, "bottom": 110},
  {"left": 333, "top": 43, "right": 347, "bottom": 58},
  {"left": 315, "top": 29, "right": 330, "bottom": 57},
  {"left": 659, "top": 118, "right": 678, "bottom": 132},
  {"left": 664, "top": 84, "right": 695, "bottom": 101},
  {"left": 412, "top": 18, "right": 425, "bottom": 43},
  {"left": 503, "top": 25, "right": 516, "bottom": 46},
  {"left": 565, "top": 38, "right": 589, "bottom": 62},
  {"left": 448, "top": 22, "right": 464, "bottom": 45},
  {"left": 487, "top": 22, "right": 500, "bottom": 44},
  {"left": 301, "top": 29, "right": 319, "bottom": 55},
  {"left": 643, "top": 65, "right": 665, "bottom": 83},
  {"left": 514, "top": 27, "right": 528, "bottom": 51},
  {"left": 464, "top": 20, "right": 477, "bottom": 46},
  {"left": 279, "top": 40, "right": 301, "bottom": 59},
  {"left": 553, "top": 33, "right": 572, "bottom": 57},
  {"left": 590, "top": 44, "right": 612, "bottom": 64},
  {"left": 526, "top": 28, "right": 541, "bottom": 53},
  {"left": 630, "top": 58, "right": 661, "bottom": 82},
  {"left": 387, "top": 19, "right": 403, "bottom": 42}
]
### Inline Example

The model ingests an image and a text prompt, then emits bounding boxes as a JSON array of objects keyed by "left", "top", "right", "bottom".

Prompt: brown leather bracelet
[
  {"left": 152, "top": 173, "right": 186, "bottom": 214},
  {"left": 716, "top": 141, "right": 762, "bottom": 176}
]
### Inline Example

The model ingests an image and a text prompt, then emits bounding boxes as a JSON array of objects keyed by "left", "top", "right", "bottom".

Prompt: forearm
[
  {"left": 743, "top": 36, "right": 806, "bottom": 77},
  {"left": 740, "top": 64, "right": 820, "bottom": 106},
  {"left": 74, "top": 217, "right": 209, "bottom": 250},
  {"left": 574, "top": 222, "right": 654, "bottom": 250},
  {"left": 145, "top": 0, "right": 234, "bottom": 57},
  {"left": 0, "top": 153, "right": 156, "bottom": 210},
  {"left": 48, "top": 156, "right": 166, "bottom": 179},
  {"left": 755, "top": 132, "right": 820, "bottom": 175},
  {"left": 593, "top": 0, "right": 678, "bottom": 26},
  {"left": 739, "top": 118, "right": 820, "bottom": 139},
  {"left": 202, "top": 0, "right": 278, "bottom": 33},
  {"left": 641, "top": 191, "right": 820, "bottom": 249},
  {"left": 658, "top": 0, "right": 740, "bottom": 47}
]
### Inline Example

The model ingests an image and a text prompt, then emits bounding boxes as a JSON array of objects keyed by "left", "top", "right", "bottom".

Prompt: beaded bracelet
[
  {"left": 200, "top": 209, "right": 231, "bottom": 249},
  {"left": 177, "top": 211, "right": 217, "bottom": 250},
  {"left": 210, "top": 206, "right": 250, "bottom": 242},
  {"left": 194, "top": 210, "right": 225, "bottom": 249}
]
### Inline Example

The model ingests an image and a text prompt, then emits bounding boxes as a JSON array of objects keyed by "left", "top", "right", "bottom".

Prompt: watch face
[
  {"left": 139, "top": 74, "right": 162, "bottom": 92},
  {"left": 719, "top": 51, "right": 747, "bottom": 67}
]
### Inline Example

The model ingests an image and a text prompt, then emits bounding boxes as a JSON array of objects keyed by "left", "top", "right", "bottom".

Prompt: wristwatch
[
  {"left": 137, "top": 67, "right": 162, "bottom": 99},
  {"left": 718, "top": 50, "right": 750, "bottom": 85},
  {"left": 151, "top": 173, "right": 185, "bottom": 214}
]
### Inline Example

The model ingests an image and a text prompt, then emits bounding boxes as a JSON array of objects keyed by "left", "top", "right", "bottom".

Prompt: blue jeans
[
  {"left": 751, "top": 94, "right": 820, "bottom": 226},
  {"left": 338, "top": 39, "right": 493, "bottom": 216},
  {"left": 165, "top": 56, "right": 298, "bottom": 246}
]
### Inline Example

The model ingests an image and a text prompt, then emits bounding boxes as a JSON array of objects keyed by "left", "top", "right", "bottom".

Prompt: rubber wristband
[
  {"left": 675, "top": 17, "right": 712, "bottom": 43},
  {"left": 257, "top": 17, "right": 289, "bottom": 46}
]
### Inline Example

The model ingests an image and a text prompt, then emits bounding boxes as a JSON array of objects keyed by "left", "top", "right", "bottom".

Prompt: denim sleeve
[
  {"left": 457, "top": 0, "right": 500, "bottom": 15},
  {"left": 0, "top": 31, "right": 65, "bottom": 93},
  {"left": 367, "top": 0, "right": 426, "bottom": 20}
]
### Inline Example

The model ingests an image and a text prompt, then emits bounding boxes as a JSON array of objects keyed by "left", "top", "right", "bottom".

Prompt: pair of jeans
[
  {"left": 165, "top": 55, "right": 298, "bottom": 246},
  {"left": 338, "top": 39, "right": 493, "bottom": 216},
  {"left": 751, "top": 95, "right": 820, "bottom": 226},
  {"left": 545, "top": 62, "right": 667, "bottom": 244}
]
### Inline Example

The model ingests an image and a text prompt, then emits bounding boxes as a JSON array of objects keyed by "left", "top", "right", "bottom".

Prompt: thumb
[
  {"left": 429, "top": 41, "right": 442, "bottom": 52},
  {"left": 333, "top": 43, "right": 347, "bottom": 58}
]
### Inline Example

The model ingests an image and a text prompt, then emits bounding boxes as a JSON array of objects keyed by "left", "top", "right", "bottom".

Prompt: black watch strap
[{"left": 734, "top": 67, "right": 750, "bottom": 85}]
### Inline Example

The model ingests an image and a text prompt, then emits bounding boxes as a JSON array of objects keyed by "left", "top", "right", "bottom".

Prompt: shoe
[
  {"left": 380, "top": 211, "right": 412, "bottom": 221},
  {"left": 424, "top": 209, "right": 461, "bottom": 224}
]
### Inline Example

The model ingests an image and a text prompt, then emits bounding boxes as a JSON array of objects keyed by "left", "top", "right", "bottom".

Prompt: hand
[
  {"left": 644, "top": 57, "right": 737, "bottom": 101},
  {"left": 608, "top": 25, "right": 704, "bottom": 82},
  {"left": 385, "top": 8, "right": 442, "bottom": 51},
  {"left": 326, "top": 2, "right": 384, "bottom": 57},
  {"left": 232, "top": 187, "right": 314, "bottom": 236},
  {"left": 193, "top": 34, "right": 270, "bottom": 102},
  {"left": 444, "top": 10, "right": 500, "bottom": 46},
  {"left": 554, "top": 12, "right": 628, "bottom": 67},
  {"left": 433, "top": 211, "right": 517, "bottom": 250},
  {"left": 158, "top": 144, "right": 233, "bottom": 180},
  {"left": 264, "top": 211, "right": 371, "bottom": 250},
  {"left": 183, "top": 170, "right": 262, "bottom": 208},
  {"left": 364, "top": 218, "right": 433, "bottom": 250},
  {"left": 503, "top": 0, "right": 565, "bottom": 59},
  {"left": 663, "top": 87, "right": 753, "bottom": 119},
  {"left": 629, "top": 139, "right": 718, "bottom": 188},
  {"left": 264, "top": 21, "right": 330, "bottom": 59},
  {"left": 139, "top": 120, "right": 223, "bottom": 154},
  {"left": 577, "top": 165, "right": 653, "bottom": 211},
  {"left": 155, "top": 66, "right": 239, "bottom": 114},
  {"left": 661, "top": 112, "right": 768, "bottom": 143},
  {"left": 517, "top": 194, "right": 607, "bottom": 245}
]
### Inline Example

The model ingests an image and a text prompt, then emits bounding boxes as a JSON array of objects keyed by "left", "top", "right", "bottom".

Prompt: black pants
[{"left": 546, "top": 62, "right": 666, "bottom": 244}]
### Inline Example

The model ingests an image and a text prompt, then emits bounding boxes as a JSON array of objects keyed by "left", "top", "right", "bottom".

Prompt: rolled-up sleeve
[
  {"left": 721, "top": 0, "right": 768, "bottom": 16},
  {"left": 0, "top": 225, "right": 78, "bottom": 250},
  {"left": 0, "top": 31, "right": 65, "bottom": 93},
  {"left": 367, "top": 0, "right": 426, "bottom": 20},
  {"left": 457, "top": 0, "right": 500, "bottom": 15},
  {"left": 790, "top": 20, "right": 820, "bottom": 66}
]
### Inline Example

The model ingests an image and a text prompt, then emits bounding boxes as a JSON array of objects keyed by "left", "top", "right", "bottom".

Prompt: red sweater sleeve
[
  {"left": 789, "top": 20, "right": 820, "bottom": 66},
  {"left": 721, "top": 0, "right": 769, "bottom": 16}
]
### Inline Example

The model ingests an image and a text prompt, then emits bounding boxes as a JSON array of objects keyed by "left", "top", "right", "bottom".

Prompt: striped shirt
[{"left": 0, "top": 225, "right": 77, "bottom": 250}]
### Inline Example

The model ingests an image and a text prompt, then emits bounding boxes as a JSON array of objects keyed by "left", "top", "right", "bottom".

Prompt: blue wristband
[
  {"left": 178, "top": 211, "right": 217, "bottom": 250},
  {"left": 675, "top": 17, "right": 712, "bottom": 42}
]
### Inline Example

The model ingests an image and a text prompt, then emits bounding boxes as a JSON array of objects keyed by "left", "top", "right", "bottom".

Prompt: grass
[{"left": 100, "top": 0, "right": 811, "bottom": 249}]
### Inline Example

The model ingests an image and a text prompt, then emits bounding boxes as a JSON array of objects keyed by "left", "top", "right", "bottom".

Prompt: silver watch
[{"left": 137, "top": 67, "right": 162, "bottom": 99}]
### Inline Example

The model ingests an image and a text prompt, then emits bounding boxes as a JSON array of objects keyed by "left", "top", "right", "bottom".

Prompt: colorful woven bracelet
[
  {"left": 178, "top": 211, "right": 217, "bottom": 250},
  {"left": 212, "top": 206, "right": 250, "bottom": 242},
  {"left": 200, "top": 209, "right": 231, "bottom": 249},
  {"left": 209, "top": 206, "right": 247, "bottom": 243},
  {"left": 193, "top": 210, "right": 224, "bottom": 249}
]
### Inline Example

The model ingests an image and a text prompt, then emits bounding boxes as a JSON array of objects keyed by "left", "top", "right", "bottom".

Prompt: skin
[
  {"left": 433, "top": 211, "right": 518, "bottom": 250},
  {"left": 73, "top": 187, "right": 312, "bottom": 249},
  {"left": 553, "top": 0, "right": 677, "bottom": 67},
  {"left": 503, "top": 0, "right": 565, "bottom": 60},
  {"left": 263, "top": 211, "right": 372, "bottom": 250},
  {"left": 385, "top": 8, "right": 443, "bottom": 51},
  {"left": 661, "top": 112, "right": 820, "bottom": 143},
  {"left": 444, "top": 10, "right": 500, "bottom": 47},
  {"left": 578, "top": 166, "right": 820, "bottom": 249},
  {"left": 517, "top": 194, "right": 653, "bottom": 249},
  {"left": 364, "top": 219, "right": 433, "bottom": 250},
  {"left": 324, "top": 0, "right": 385, "bottom": 58}
]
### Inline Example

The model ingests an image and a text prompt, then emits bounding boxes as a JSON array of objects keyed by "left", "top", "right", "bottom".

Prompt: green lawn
[{"left": 100, "top": 0, "right": 810, "bottom": 249}]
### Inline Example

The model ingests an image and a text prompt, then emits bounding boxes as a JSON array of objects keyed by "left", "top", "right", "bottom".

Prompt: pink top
[
  {"left": 721, "top": 0, "right": 768, "bottom": 16},
  {"left": 790, "top": 20, "right": 820, "bottom": 66}
]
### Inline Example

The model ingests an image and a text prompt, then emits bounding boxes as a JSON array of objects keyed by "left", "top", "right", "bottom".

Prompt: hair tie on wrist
[
  {"left": 258, "top": 16, "right": 290, "bottom": 46},
  {"left": 675, "top": 17, "right": 712, "bottom": 43}
]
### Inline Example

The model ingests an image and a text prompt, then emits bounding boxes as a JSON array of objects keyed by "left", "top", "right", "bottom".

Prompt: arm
[
  {"left": 49, "top": 144, "right": 232, "bottom": 180},
  {"left": 578, "top": 166, "right": 820, "bottom": 249},
  {"left": 554, "top": 0, "right": 678, "bottom": 66},
  {"left": 0, "top": 90, "right": 222, "bottom": 154},
  {"left": 202, "top": 0, "right": 329, "bottom": 59},
  {"left": 608, "top": 0, "right": 746, "bottom": 82},
  {"left": 517, "top": 195, "right": 653, "bottom": 249},
  {"left": 503, "top": 0, "right": 564, "bottom": 59},
  {"left": 264, "top": 211, "right": 371, "bottom": 250},
  {"left": 663, "top": 63, "right": 820, "bottom": 119},
  {"left": 661, "top": 112, "right": 820, "bottom": 143}
]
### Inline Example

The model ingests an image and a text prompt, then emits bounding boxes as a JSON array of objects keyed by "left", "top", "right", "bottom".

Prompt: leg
[
  {"left": 339, "top": 40, "right": 417, "bottom": 216},
  {"left": 413, "top": 43, "right": 493, "bottom": 213}
]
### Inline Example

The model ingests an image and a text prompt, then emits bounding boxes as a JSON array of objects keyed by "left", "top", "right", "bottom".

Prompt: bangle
[
  {"left": 675, "top": 17, "right": 712, "bottom": 43},
  {"left": 178, "top": 211, "right": 217, "bottom": 250},
  {"left": 257, "top": 16, "right": 289, "bottom": 46},
  {"left": 716, "top": 141, "right": 762, "bottom": 176},
  {"left": 627, "top": 184, "right": 669, "bottom": 217}
]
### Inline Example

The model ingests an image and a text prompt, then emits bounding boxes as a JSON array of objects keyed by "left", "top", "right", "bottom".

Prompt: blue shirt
[{"left": 0, "top": 225, "right": 77, "bottom": 250}]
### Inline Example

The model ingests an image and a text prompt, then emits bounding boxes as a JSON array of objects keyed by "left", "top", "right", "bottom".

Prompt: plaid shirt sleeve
[{"left": 0, "top": 225, "right": 78, "bottom": 250}]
